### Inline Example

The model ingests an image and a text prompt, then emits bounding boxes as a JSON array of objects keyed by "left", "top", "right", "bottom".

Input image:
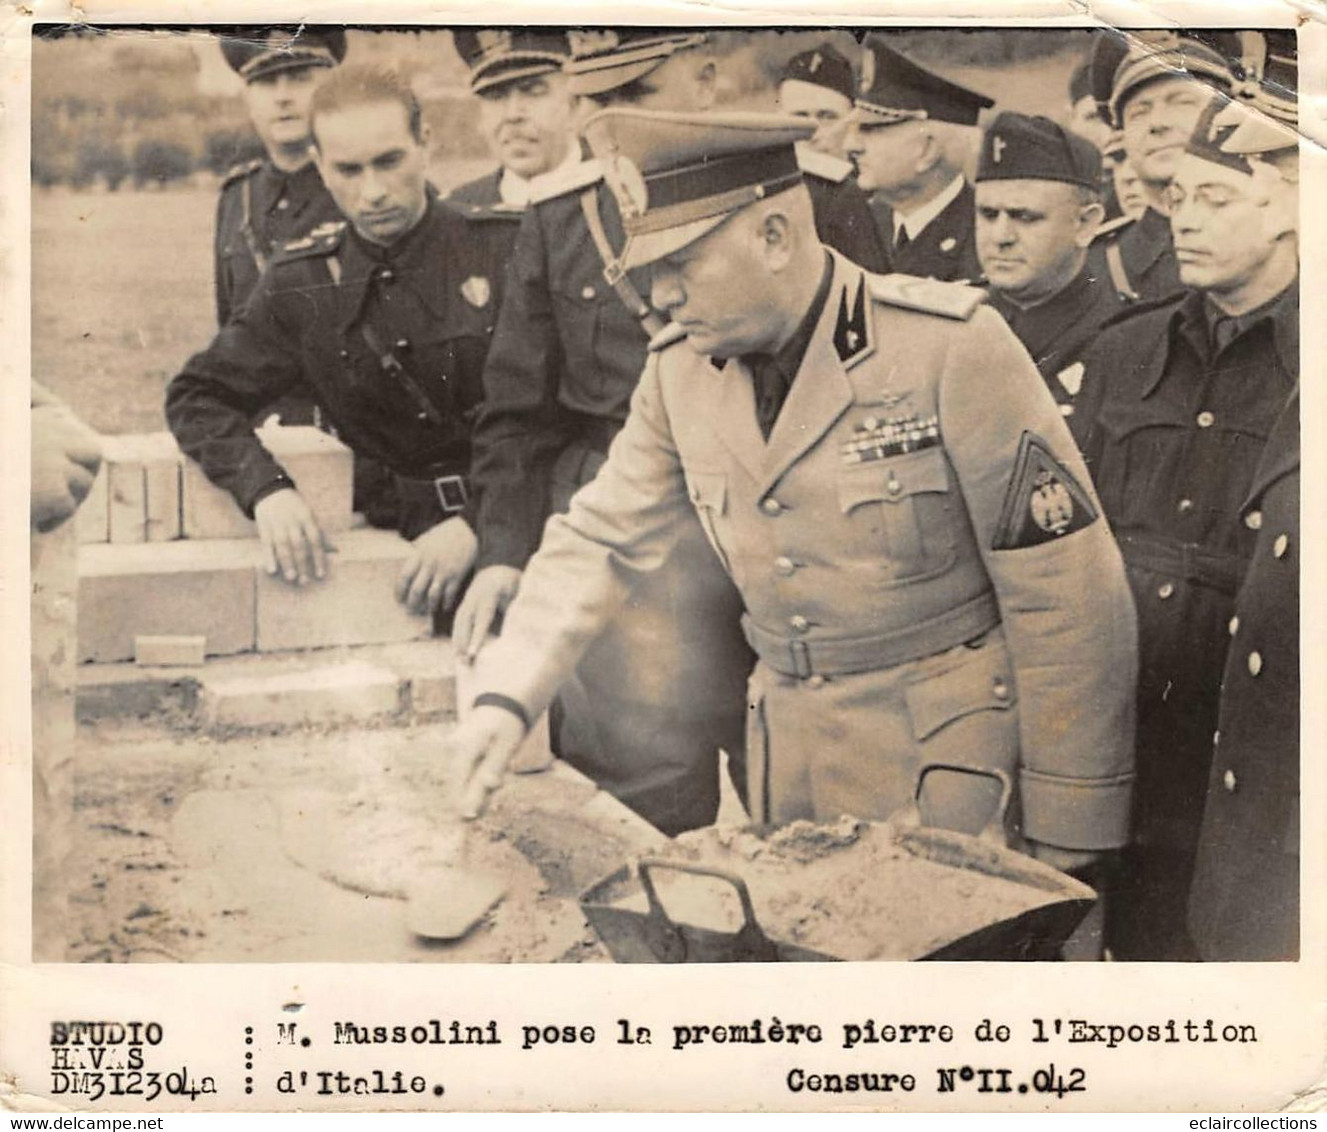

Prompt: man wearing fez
[
  {"left": 454, "top": 30, "right": 883, "bottom": 836},
  {"left": 447, "top": 30, "right": 579, "bottom": 312},
  {"left": 450, "top": 110, "right": 1138, "bottom": 929},
  {"left": 975, "top": 112, "right": 1122, "bottom": 415},
  {"left": 1088, "top": 32, "right": 1235, "bottom": 303},
  {"left": 845, "top": 35, "right": 992, "bottom": 283},
  {"left": 215, "top": 28, "right": 348, "bottom": 430},
  {"left": 777, "top": 43, "right": 855, "bottom": 157},
  {"left": 1073, "top": 90, "right": 1299, "bottom": 961},
  {"left": 1186, "top": 66, "right": 1300, "bottom": 964},
  {"left": 168, "top": 65, "right": 491, "bottom": 622}
]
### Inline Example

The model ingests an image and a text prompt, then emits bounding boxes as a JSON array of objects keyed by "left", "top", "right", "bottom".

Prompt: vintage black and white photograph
[{"left": 25, "top": 19, "right": 1302, "bottom": 972}]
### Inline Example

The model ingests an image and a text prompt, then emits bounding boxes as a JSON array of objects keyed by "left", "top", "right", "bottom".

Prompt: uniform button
[
  {"left": 1228, "top": 615, "right": 1239, "bottom": 636},
  {"left": 862, "top": 416, "right": 879, "bottom": 431},
  {"left": 761, "top": 498, "right": 783, "bottom": 516},
  {"left": 276, "top": 198, "right": 289, "bottom": 210},
  {"left": 395, "top": 337, "right": 411, "bottom": 351},
  {"left": 789, "top": 615, "right": 810, "bottom": 634},
  {"left": 581, "top": 285, "right": 596, "bottom": 300},
  {"left": 379, "top": 268, "right": 395, "bottom": 283},
  {"left": 774, "top": 555, "right": 796, "bottom": 576},
  {"left": 1223, "top": 768, "right": 1237, "bottom": 793},
  {"left": 886, "top": 474, "right": 902, "bottom": 496},
  {"left": 1245, "top": 510, "right": 1263, "bottom": 531},
  {"left": 806, "top": 674, "right": 826, "bottom": 689},
  {"left": 1273, "top": 533, "right": 1289, "bottom": 558},
  {"left": 1177, "top": 498, "right": 1194, "bottom": 514},
  {"left": 1157, "top": 582, "right": 1175, "bottom": 599},
  {"left": 1060, "top": 404, "right": 1074, "bottom": 418},
  {"left": 1196, "top": 410, "right": 1215, "bottom": 428},
  {"left": 1248, "top": 651, "right": 1263, "bottom": 676},
  {"left": 338, "top": 349, "right": 350, "bottom": 360},
  {"left": 992, "top": 679, "right": 1010, "bottom": 701},
  {"left": 416, "top": 412, "right": 428, "bottom": 422}
]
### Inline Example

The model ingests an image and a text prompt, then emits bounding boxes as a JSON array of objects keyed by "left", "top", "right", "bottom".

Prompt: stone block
[
  {"left": 134, "top": 635, "right": 206, "bottom": 667},
  {"left": 75, "top": 464, "right": 109, "bottom": 544},
  {"left": 255, "top": 528, "right": 432, "bottom": 652},
  {"left": 181, "top": 425, "right": 354, "bottom": 540},
  {"left": 410, "top": 671, "right": 456, "bottom": 716},
  {"left": 102, "top": 433, "right": 182, "bottom": 544},
  {"left": 78, "top": 539, "right": 259, "bottom": 663},
  {"left": 200, "top": 662, "right": 403, "bottom": 729}
]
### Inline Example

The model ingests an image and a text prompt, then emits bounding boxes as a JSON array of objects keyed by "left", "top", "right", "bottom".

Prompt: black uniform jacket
[
  {"left": 446, "top": 169, "right": 525, "bottom": 331},
  {"left": 1088, "top": 205, "right": 1183, "bottom": 305},
  {"left": 169, "top": 198, "right": 493, "bottom": 537},
  {"left": 469, "top": 163, "right": 892, "bottom": 572},
  {"left": 870, "top": 180, "right": 982, "bottom": 283},
  {"left": 214, "top": 158, "right": 343, "bottom": 327}
]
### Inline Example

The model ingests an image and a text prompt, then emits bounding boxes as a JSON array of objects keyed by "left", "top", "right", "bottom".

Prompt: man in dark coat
[
  {"left": 446, "top": 31, "right": 578, "bottom": 323},
  {"left": 1073, "top": 94, "right": 1300, "bottom": 961},
  {"left": 975, "top": 112, "right": 1123, "bottom": 414},
  {"left": 844, "top": 35, "right": 992, "bottom": 283},
  {"left": 1187, "top": 75, "right": 1301, "bottom": 964},
  {"left": 168, "top": 65, "right": 490, "bottom": 621}
]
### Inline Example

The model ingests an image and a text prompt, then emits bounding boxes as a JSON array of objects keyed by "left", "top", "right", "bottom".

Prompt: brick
[
  {"left": 255, "top": 528, "right": 432, "bottom": 652},
  {"left": 75, "top": 464, "right": 109, "bottom": 544},
  {"left": 200, "top": 662, "right": 403, "bottom": 728},
  {"left": 78, "top": 540, "right": 259, "bottom": 663},
  {"left": 102, "top": 433, "right": 182, "bottom": 544},
  {"left": 134, "top": 635, "right": 206, "bottom": 667},
  {"left": 181, "top": 425, "right": 354, "bottom": 540},
  {"left": 410, "top": 671, "right": 456, "bottom": 716}
]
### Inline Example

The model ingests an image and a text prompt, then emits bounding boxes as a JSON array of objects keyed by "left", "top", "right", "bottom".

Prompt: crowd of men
[{"left": 154, "top": 26, "right": 1300, "bottom": 963}]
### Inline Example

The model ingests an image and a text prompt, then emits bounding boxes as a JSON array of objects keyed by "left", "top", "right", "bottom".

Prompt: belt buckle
[
  {"left": 789, "top": 640, "right": 813, "bottom": 680},
  {"left": 433, "top": 475, "right": 469, "bottom": 515}
]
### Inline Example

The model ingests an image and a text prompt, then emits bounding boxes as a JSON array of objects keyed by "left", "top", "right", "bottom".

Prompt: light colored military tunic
[{"left": 474, "top": 251, "right": 1138, "bottom": 850}]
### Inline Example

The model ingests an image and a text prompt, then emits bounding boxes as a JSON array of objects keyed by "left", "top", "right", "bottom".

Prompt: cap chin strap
[{"left": 580, "top": 189, "right": 666, "bottom": 338}]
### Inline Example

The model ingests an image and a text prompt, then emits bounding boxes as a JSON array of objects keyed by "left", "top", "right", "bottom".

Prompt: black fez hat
[
  {"left": 1183, "top": 95, "right": 1256, "bottom": 176},
  {"left": 452, "top": 29, "right": 570, "bottom": 95},
  {"left": 780, "top": 44, "right": 854, "bottom": 103},
  {"left": 856, "top": 36, "right": 994, "bottom": 127},
  {"left": 563, "top": 29, "right": 708, "bottom": 97},
  {"left": 221, "top": 27, "right": 347, "bottom": 83},
  {"left": 977, "top": 112, "right": 1103, "bottom": 189},
  {"left": 1088, "top": 30, "right": 1131, "bottom": 118},
  {"left": 1068, "top": 59, "right": 1094, "bottom": 105}
]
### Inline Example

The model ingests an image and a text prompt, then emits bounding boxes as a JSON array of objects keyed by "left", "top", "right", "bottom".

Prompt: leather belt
[
  {"left": 396, "top": 470, "right": 470, "bottom": 515},
  {"left": 1119, "top": 532, "right": 1245, "bottom": 597},
  {"left": 742, "top": 590, "right": 1001, "bottom": 679}
]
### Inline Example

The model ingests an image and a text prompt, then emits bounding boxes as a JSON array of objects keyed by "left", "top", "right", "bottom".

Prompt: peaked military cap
[
  {"left": 780, "top": 43, "right": 854, "bottom": 102},
  {"left": 1108, "top": 31, "right": 1234, "bottom": 126},
  {"left": 563, "top": 29, "right": 708, "bottom": 97},
  {"left": 1184, "top": 96, "right": 1257, "bottom": 176},
  {"left": 1088, "top": 30, "right": 1131, "bottom": 116},
  {"left": 220, "top": 27, "right": 347, "bottom": 83},
  {"left": 855, "top": 36, "right": 993, "bottom": 126},
  {"left": 580, "top": 108, "right": 814, "bottom": 271},
  {"left": 453, "top": 29, "right": 570, "bottom": 95},
  {"left": 976, "top": 111, "right": 1103, "bottom": 189},
  {"left": 1228, "top": 29, "right": 1297, "bottom": 128}
]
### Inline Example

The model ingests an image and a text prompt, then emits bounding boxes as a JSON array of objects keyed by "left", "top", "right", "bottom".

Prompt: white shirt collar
[
  {"left": 498, "top": 144, "right": 581, "bottom": 207},
  {"left": 894, "top": 174, "right": 966, "bottom": 242}
]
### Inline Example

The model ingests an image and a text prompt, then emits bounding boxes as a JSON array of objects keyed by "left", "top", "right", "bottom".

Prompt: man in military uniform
[
  {"left": 452, "top": 30, "right": 883, "bottom": 836},
  {"left": 215, "top": 29, "right": 348, "bottom": 430},
  {"left": 845, "top": 35, "right": 992, "bottom": 283},
  {"left": 1187, "top": 84, "right": 1300, "bottom": 964},
  {"left": 777, "top": 43, "right": 855, "bottom": 157},
  {"left": 168, "top": 65, "right": 489, "bottom": 620},
  {"left": 1073, "top": 93, "right": 1299, "bottom": 961},
  {"left": 446, "top": 31, "right": 578, "bottom": 316},
  {"left": 450, "top": 111, "right": 1137, "bottom": 921},
  {"left": 975, "top": 113, "right": 1122, "bottom": 415},
  {"left": 1087, "top": 33, "right": 1234, "bottom": 303}
]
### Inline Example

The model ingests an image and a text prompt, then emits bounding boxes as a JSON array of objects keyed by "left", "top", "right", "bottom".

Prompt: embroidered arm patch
[{"left": 991, "top": 432, "right": 1098, "bottom": 551}]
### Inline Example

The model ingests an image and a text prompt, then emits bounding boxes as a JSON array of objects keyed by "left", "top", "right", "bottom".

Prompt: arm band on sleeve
[{"left": 473, "top": 692, "right": 531, "bottom": 733}]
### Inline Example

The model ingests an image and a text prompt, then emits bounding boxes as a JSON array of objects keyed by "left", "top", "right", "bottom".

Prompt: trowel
[{"left": 405, "top": 818, "right": 508, "bottom": 941}]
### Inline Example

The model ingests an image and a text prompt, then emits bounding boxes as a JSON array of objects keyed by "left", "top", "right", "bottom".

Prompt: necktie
[
  {"left": 894, "top": 225, "right": 911, "bottom": 256},
  {"left": 751, "top": 355, "right": 788, "bottom": 441}
]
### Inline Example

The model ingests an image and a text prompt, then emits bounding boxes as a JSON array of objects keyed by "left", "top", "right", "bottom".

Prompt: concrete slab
[
  {"left": 77, "top": 539, "right": 259, "bottom": 663},
  {"left": 255, "top": 528, "right": 432, "bottom": 651},
  {"left": 199, "top": 661, "right": 403, "bottom": 728},
  {"left": 181, "top": 425, "right": 354, "bottom": 540}
]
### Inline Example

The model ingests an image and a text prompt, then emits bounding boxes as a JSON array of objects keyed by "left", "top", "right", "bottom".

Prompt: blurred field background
[{"left": 32, "top": 26, "right": 1096, "bottom": 435}]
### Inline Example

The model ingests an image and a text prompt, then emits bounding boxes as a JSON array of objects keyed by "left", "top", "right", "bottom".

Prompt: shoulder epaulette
[
  {"left": 274, "top": 220, "right": 347, "bottom": 260},
  {"left": 1097, "top": 289, "right": 1186, "bottom": 331},
  {"left": 529, "top": 159, "right": 604, "bottom": 205},
  {"left": 647, "top": 322, "right": 689, "bottom": 352},
  {"left": 1092, "top": 214, "right": 1135, "bottom": 242},
  {"left": 796, "top": 147, "right": 852, "bottom": 185},
  {"left": 868, "top": 273, "right": 986, "bottom": 321},
  {"left": 220, "top": 158, "right": 263, "bottom": 188},
  {"left": 456, "top": 200, "right": 526, "bottom": 220}
]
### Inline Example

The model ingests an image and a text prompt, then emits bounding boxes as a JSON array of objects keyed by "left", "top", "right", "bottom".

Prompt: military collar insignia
[
  {"left": 834, "top": 275, "right": 872, "bottom": 368},
  {"left": 991, "top": 432, "right": 1099, "bottom": 551}
]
